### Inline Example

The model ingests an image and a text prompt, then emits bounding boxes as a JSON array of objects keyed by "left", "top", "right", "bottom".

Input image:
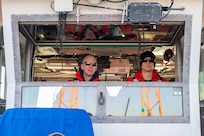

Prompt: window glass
[
  {"left": 19, "top": 23, "right": 183, "bottom": 82},
  {"left": 22, "top": 86, "right": 98, "bottom": 116},
  {"left": 22, "top": 86, "right": 183, "bottom": 117},
  {"left": 106, "top": 86, "right": 182, "bottom": 116}
]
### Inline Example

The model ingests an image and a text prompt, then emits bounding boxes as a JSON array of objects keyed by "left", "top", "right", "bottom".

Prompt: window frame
[{"left": 12, "top": 14, "right": 192, "bottom": 123}]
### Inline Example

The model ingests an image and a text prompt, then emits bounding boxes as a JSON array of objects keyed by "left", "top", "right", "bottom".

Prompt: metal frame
[{"left": 11, "top": 14, "right": 192, "bottom": 123}]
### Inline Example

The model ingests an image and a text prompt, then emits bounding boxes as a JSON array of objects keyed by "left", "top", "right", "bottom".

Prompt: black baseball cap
[{"left": 140, "top": 51, "right": 156, "bottom": 67}]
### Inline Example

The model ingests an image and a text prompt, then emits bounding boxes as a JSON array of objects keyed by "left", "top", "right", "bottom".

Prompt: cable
[
  {"left": 169, "top": 0, "right": 174, "bottom": 9},
  {"left": 106, "top": 0, "right": 127, "bottom": 3},
  {"left": 73, "top": 0, "right": 81, "bottom": 10},
  {"left": 162, "top": 0, "right": 173, "bottom": 11},
  {"left": 73, "top": 3, "right": 123, "bottom": 11},
  {"left": 56, "top": 12, "right": 68, "bottom": 69},
  {"left": 50, "top": 1, "right": 55, "bottom": 11},
  {"left": 56, "top": 12, "right": 67, "bottom": 54},
  {"left": 161, "top": 0, "right": 174, "bottom": 19}
]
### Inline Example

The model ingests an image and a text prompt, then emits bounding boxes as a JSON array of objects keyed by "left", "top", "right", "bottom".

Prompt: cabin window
[
  {"left": 19, "top": 23, "right": 183, "bottom": 82},
  {"left": 12, "top": 14, "right": 191, "bottom": 123}
]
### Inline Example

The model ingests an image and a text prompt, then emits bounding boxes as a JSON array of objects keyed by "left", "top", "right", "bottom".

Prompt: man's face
[
  {"left": 141, "top": 57, "right": 154, "bottom": 72},
  {"left": 81, "top": 56, "right": 98, "bottom": 77}
]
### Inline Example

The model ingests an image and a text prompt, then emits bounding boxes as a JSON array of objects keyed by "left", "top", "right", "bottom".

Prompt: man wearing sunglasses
[
  {"left": 75, "top": 55, "right": 100, "bottom": 81},
  {"left": 127, "top": 51, "right": 167, "bottom": 82}
]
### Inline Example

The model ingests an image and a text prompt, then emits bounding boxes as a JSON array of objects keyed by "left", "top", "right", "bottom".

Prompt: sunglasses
[
  {"left": 82, "top": 61, "right": 97, "bottom": 66},
  {"left": 142, "top": 59, "right": 154, "bottom": 63}
]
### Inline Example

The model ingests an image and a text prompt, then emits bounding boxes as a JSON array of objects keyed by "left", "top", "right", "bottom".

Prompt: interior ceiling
[{"left": 20, "top": 22, "right": 183, "bottom": 81}]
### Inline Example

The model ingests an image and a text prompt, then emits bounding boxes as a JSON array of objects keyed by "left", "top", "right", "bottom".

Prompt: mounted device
[
  {"left": 128, "top": 2, "right": 162, "bottom": 23},
  {"left": 54, "top": 0, "right": 73, "bottom": 12}
]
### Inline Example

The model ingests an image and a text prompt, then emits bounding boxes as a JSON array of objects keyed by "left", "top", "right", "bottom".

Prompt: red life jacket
[
  {"left": 75, "top": 69, "right": 100, "bottom": 81},
  {"left": 127, "top": 70, "right": 167, "bottom": 82}
]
